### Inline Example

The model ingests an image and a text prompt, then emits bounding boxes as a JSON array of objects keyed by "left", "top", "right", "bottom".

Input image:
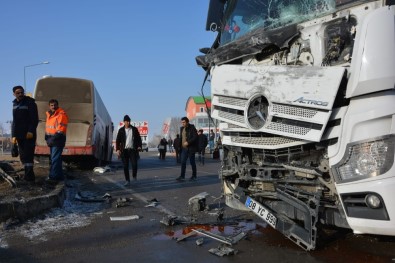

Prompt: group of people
[
  {"left": 11, "top": 84, "right": 211, "bottom": 187},
  {"left": 12, "top": 85, "right": 68, "bottom": 184},
  {"left": 117, "top": 116, "right": 209, "bottom": 184}
]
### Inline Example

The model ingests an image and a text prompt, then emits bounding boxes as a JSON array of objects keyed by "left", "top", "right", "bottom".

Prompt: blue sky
[{"left": 0, "top": 0, "right": 215, "bottom": 136}]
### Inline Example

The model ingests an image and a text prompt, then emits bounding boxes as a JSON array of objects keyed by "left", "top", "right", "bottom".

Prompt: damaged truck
[{"left": 196, "top": 0, "right": 395, "bottom": 250}]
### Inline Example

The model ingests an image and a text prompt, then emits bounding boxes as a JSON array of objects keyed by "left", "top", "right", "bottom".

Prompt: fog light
[{"left": 365, "top": 194, "right": 381, "bottom": 209}]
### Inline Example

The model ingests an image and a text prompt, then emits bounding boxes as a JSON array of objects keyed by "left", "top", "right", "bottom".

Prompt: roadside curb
[{"left": 0, "top": 184, "right": 65, "bottom": 223}]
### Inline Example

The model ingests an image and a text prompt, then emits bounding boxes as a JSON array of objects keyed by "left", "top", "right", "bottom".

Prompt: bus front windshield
[{"left": 220, "top": 0, "right": 360, "bottom": 45}]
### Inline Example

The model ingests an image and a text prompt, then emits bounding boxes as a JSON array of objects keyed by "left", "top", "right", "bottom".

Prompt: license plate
[{"left": 245, "top": 197, "right": 277, "bottom": 228}]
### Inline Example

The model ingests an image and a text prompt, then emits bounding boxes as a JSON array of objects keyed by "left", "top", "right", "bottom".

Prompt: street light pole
[{"left": 23, "top": 61, "right": 50, "bottom": 92}]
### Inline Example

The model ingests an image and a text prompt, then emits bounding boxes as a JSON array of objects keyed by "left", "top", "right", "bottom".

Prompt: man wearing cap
[
  {"left": 116, "top": 115, "right": 142, "bottom": 186},
  {"left": 11, "top": 85, "right": 39, "bottom": 182}
]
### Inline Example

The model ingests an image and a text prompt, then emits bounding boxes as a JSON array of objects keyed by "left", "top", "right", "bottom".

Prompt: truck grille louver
[{"left": 213, "top": 94, "right": 329, "bottom": 142}]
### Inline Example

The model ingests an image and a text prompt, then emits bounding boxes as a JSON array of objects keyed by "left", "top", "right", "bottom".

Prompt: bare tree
[{"left": 168, "top": 117, "right": 182, "bottom": 139}]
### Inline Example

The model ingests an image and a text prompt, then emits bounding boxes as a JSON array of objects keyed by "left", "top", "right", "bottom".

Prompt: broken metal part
[
  {"left": 161, "top": 215, "right": 186, "bottom": 226},
  {"left": 74, "top": 192, "right": 107, "bottom": 203},
  {"left": 176, "top": 230, "right": 197, "bottom": 242},
  {"left": 0, "top": 167, "right": 17, "bottom": 188},
  {"left": 188, "top": 192, "right": 209, "bottom": 212},
  {"left": 208, "top": 208, "right": 225, "bottom": 222},
  {"left": 270, "top": 185, "right": 320, "bottom": 251},
  {"left": 109, "top": 215, "right": 139, "bottom": 221},
  {"left": 192, "top": 228, "right": 247, "bottom": 246}
]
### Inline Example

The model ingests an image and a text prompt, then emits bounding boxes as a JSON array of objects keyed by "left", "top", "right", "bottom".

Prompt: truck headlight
[{"left": 334, "top": 135, "right": 395, "bottom": 182}]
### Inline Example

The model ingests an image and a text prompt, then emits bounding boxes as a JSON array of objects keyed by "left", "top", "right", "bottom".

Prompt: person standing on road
[
  {"left": 173, "top": 134, "right": 181, "bottom": 163},
  {"left": 45, "top": 99, "right": 68, "bottom": 182},
  {"left": 168, "top": 137, "right": 173, "bottom": 153},
  {"left": 176, "top": 117, "right": 198, "bottom": 181},
  {"left": 11, "top": 86, "right": 39, "bottom": 182},
  {"left": 116, "top": 115, "right": 142, "bottom": 186},
  {"left": 197, "top": 129, "right": 208, "bottom": 166},
  {"left": 209, "top": 129, "right": 215, "bottom": 154},
  {"left": 158, "top": 137, "right": 168, "bottom": 160}
]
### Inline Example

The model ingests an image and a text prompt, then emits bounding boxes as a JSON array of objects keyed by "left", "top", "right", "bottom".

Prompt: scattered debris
[
  {"left": 160, "top": 215, "right": 186, "bottom": 226},
  {"left": 116, "top": 197, "right": 133, "bottom": 208},
  {"left": 192, "top": 229, "right": 247, "bottom": 246},
  {"left": 74, "top": 192, "right": 106, "bottom": 203},
  {"left": 208, "top": 208, "right": 225, "bottom": 222},
  {"left": 176, "top": 230, "right": 198, "bottom": 242},
  {"left": 0, "top": 166, "right": 17, "bottom": 188},
  {"left": 208, "top": 244, "right": 238, "bottom": 257},
  {"left": 196, "top": 237, "right": 204, "bottom": 246},
  {"left": 110, "top": 215, "right": 139, "bottom": 221},
  {"left": 188, "top": 192, "right": 209, "bottom": 212},
  {"left": 93, "top": 166, "right": 112, "bottom": 174},
  {"left": 102, "top": 193, "right": 112, "bottom": 199},
  {"left": 145, "top": 202, "right": 158, "bottom": 207}
]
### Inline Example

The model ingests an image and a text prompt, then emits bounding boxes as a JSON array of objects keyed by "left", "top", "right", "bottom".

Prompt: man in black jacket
[
  {"left": 197, "top": 129, "right": 208, "bottom": 165},
  {"left": 176, "top": 117, "right": 198, "bottom": 181},
  {"left": 115, "top": 115, "right": 142, "bottom": 186},
  {"left": 11, "top": 86, "right": 39, "bottom": 182}
]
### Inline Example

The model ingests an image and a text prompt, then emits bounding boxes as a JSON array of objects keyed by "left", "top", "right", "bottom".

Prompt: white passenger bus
[{"left": 34, "top": 76, "right": 113, "bottom": 167}]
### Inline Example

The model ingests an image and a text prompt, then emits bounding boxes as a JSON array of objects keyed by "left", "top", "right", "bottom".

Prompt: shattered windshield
[{"left": 220, "top": 0, "right": 357, "bottom": 45}]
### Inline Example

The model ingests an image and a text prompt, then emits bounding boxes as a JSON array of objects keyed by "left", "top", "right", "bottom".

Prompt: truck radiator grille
[
  {"left": 223, "top": 131, "right": 305, "bottom": 149},
  {"left": 218, "top": 110, "right": 244, "bottom": 123},
  {"left": 214, "top": 95, "right": 328, "bottom": 141},
  {"left": 231, "top": 135, "right": 302, "bottom": 146},
  {"left": 218, "top": 96, "right": 247, "bottom": 107},
  {"left": 272, "top": 104, "right": 318, "bottom": 119},
  {"left": 267, "top": 117, "right": 323, "bottom": 136}
]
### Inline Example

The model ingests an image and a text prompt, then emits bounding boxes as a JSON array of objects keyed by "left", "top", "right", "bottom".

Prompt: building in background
[{"left": 185, "top": 96, "right": 218, "bottom": 136}]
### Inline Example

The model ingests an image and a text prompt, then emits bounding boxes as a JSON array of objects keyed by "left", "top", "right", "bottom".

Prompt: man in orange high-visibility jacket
[{"left": 45, "top": 99, "right": 68, "bottom": 182}]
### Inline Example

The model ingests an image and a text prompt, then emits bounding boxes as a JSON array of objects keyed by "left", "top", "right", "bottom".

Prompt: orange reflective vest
[{"left": 45, "top": 107, "right": 68, "bottom": 135}]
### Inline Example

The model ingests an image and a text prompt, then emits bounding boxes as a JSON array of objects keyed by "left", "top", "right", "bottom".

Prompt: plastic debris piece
[
  {"left": 102, "top": 193, "right": 112, "bottom": 199},
  {"left": 110, "top": 215, "right": 139, "bottom": 221},
  {"left": 116, "top": 197, "right": 133, "bottom": 208},
  {"left": 196, "top": 238, "right": 204, "bottom": 246},
  {"left": 93, "top": 166, "right": 112, "bottom": 174},
  {"left": 145, "top": 202, "right": 158, "bottom": 207},
  {"left": 208, "top": 244, "right": 238, "bottom": 257}
]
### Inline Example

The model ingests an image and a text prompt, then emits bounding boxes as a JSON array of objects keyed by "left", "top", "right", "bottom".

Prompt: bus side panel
[{"left": 35, "top": 145, "right": 94, "bottom": 156}]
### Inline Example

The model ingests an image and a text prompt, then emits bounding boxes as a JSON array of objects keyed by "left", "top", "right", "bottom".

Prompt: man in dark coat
[
  {"left": 176, "top": 117, "right": 198, "bottom": 181},
  {"left": 173, "top": 134, "right": 181, "bottom": 163},
  {"left": 115, "top": 115, "right": 142, "bottom": 186},
  {"left": 158, "top": 137, "right": 168, "bottom": 160},
  {"left": 197, "top": 129, "right": 208, "bottom": 165},
  {"left": 11, "top": 86, "right": 39, "bottom": 182}
]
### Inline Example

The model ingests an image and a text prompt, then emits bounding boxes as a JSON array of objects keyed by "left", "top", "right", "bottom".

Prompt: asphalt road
[{"left": 0, "top": 151, "right": 394, "bottom": 263}]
